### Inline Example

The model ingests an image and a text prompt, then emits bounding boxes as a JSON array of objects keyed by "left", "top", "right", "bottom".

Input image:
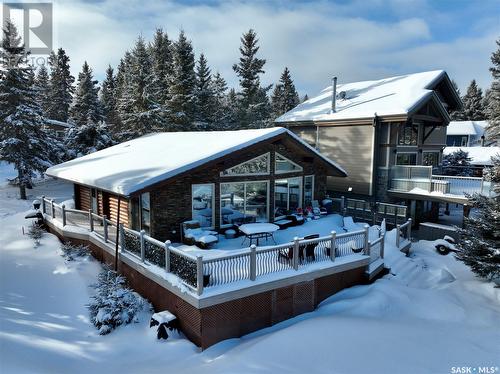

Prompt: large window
[
  {"left": 398, "top": 123, "right": 418, "bottom": 146},
  {"left": 221, "top": 181, "right": 268, "bottom": 226},
  {"left": 221, "top": 153, "right": 270, "bottom": 176},
  {"left": 192, "top": 184, "right": 215, "bottom": 228},
  {"left": 140, "top": 192, "right": 150, "bottom": 234},
  {"left": 304, "top": 175, "right": 314, "bottom": 207},
  {"left": 446, "top": 135, "right": 468, "bottom": 147},
  {"left": 275, "top": 153, "right": 303, "bottom": 174},
  {"left": 275, "top": 177, "right": 302, "bottom": 213},
  {"left": 423, "top": 152, "right": 440, "bottom": 167},
  {"left": 396, "top": 153, "right": 417, "bottom": 165}
]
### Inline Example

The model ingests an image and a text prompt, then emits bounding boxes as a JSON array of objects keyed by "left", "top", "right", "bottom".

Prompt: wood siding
[
  {"left": 75, "top": 185, "right": 91, "bottom": 211},
  {"left": 316, "top": 125, "right": 374, "bottom": 196},
  {"left": 108, "top": 194, "right": 130, "bottom": 228}
]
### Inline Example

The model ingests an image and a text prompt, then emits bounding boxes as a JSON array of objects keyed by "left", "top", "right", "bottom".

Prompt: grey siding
[{"left": 317, "top": 125, "right": 374, "bottom": 196}]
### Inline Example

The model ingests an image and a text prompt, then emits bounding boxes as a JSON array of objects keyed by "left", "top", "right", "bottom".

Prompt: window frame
[
  {"left": 303, "top": 175, "right": 315, "bottom": 207},
  {"left": 397, "top": 123, "right": 419, "bottom": 146},
  {"left": 274, "top": 152, "right": 304, "bottom": 174},
  {"left": 220, "top": 180, "right": 270, "bottom": 228},
  {"left": 274, "top": 176, "right": 303, "bottom": 212},
  {"left": 395, "top": 152, "right": 418, "bottom": 166},
  {"left": 140, "top": 192, "right": 151, "bottom": 234},
  {"left": 422, "top": 151, "right": 440, "bottom": 167},
  {"left": 220, "top": 152, "right": 270, "bottom": 177},
  {"left": 191, "top": 183, "right": 215, "bottom": 229}
]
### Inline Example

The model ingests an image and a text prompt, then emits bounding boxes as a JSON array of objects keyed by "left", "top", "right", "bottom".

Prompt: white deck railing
[{"left": 40, "top": 196, "right": 411, "bottom": 296}]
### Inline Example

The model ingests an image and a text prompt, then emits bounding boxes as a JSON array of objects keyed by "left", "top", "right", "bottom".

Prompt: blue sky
[{"left": 6, "top": 0, "right": 500, "bottom": 96}]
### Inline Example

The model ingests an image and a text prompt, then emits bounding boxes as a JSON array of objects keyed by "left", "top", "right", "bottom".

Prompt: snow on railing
[
  {"left": 396, "top": 218, "right": 412, "bottom": 249},
  {"left": 41, "top": 197, "right": 401, "bottom": 296}
]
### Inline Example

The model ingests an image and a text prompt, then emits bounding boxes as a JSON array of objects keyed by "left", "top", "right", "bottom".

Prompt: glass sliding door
[
  {"left": 192, "top": 184, "right": 215, "bottom": 228},
  {"left": 221, "top": 181, "right": 269, "bottom": 226},
  {"left": 274, "top": 177, "right": 302, "bottom": 213}
]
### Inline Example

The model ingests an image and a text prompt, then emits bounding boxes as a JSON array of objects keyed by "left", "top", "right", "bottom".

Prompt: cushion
[{"left": 197, "top": 235, "right": 218, "bottom": 244}]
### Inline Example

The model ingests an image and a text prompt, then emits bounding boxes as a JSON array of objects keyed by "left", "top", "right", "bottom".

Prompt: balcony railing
[{"left": 389, "top": 165, "right": 494, "bottom": 197}]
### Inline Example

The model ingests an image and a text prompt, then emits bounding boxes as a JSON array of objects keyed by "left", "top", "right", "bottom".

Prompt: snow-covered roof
[
  {"left": 443, "top": 146, "right": 500, "bottom": 166},
  {"left": 446, "top": 120, "right": 488, "bottom": 136},
  {"left": 46, "top": 127, "right": 347, "bottom": 195},
  {"left": 276, "top": 70, "right": 451, "bottom": 123}
]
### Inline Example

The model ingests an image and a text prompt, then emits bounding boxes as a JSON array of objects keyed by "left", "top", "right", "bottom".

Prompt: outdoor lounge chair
[{"left": 181, "top": 220, "right": 219, "bottom": 249}]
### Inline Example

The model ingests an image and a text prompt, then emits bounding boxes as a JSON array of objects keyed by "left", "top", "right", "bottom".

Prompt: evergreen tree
[
  {"left": 34, "top": 64, "right": 50, "bottom": 117},
  {"left": 167, "top": 31, "right": 196, "bottom": 130},
  {"left": 486, "top": 38, "right": 500, "bottom": 140},
  {"left": 47, "top": 48, "right": 74, "bottom": 122},
  {"left": 194, "top": 53, "right": 213, "bottom": 128},
  {"left": 150, "top": 28, "right": 173, "bottom": 108},
  {"left": 210, "top": 72, "right": 230, "bottom": 129},
  {"left": 302, "top": 94, "right": 309, "bottom": 103},
  {"left": 459, "top": 80, "right": 486, "bottom": 121},
  {"left": 271, "top": 67, "right": 299, "bottom": 118},
  {"left": 0, "top": 21, "right": 55, "bottom": 199},
  {"left": 70, "top": 61, "right": 102, "bottom": 127},
  {"left": 442, "top": 149, "right": 473, "bottom": 176},
  {"left": 225, "top": 88, "right": 239, "bottom": 129},
  {"left": 232, "top": 29, "right": 272, "bottom": 128},
  {"left": 64, "top": 120, "right": 114, "bottom": 159},
  {"left": 100, "top": 65, "right": 120, "bottom": 129},
  {"left": 118, "top": 36, "right": 162, "bottom": 138},
  {"left": 450, "top": 79, "right": 462, "bottom": 120},
  {"left": 455, "top": 154, "right": 500, "bottom": 281}
]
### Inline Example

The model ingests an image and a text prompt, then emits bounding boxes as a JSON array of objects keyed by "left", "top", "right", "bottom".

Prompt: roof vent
[
  {"left": 331, "top": 77, "right": 337, "bottom": 113},
  {"left": 338, "top": 91, "right": 347, "bottom": 100}
]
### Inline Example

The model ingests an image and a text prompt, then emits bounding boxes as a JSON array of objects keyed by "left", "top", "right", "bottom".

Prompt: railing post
[
  {"left": 330, "top": 230, "right": 336, "bottom": 261},
  {"left": 293, "top": 237, "right": 300, "bottom": 270},
  {"left": 250, "top": 244, "right": 257, "bottom": 281},
  {"left": 41, "top": 196, "right": 46, "bottom": 214},
  {"left": 363, "top": 225, "right": 370, "bottom": 254},
  {"left": 61, "top": 204, "right": 66, "bottom": 226},
  {"left": 396, "top": 224, "right": 401, "bottom": 248},
  {"left": 196, "top": 255, "right": 204, "bottom": 296},
  {"left": 407, "top": 218, "right": 412, "bottom": 240},
  {"left": 89, "top": 209, "right": 94, "bottom": 232},
  {"left": 366, "top": 241, "right": 372, "bottom": 257},
  {"left": 51, "top": 199, "right": 55, "bottom": 218},
  {"left": 380, "top": 234, "right": 385, "bottom": 259},
  {"left": 393, "top": 209, "right": 398, "bottom": 226},
  {"left": 139, "top": 229, "right": 145, "bottom": 262},
  {"left": 164, "top": 240, "right": 171, "bottom": 272},
  {"left": 372, "top": 211, "right": 376, "bottom": 226},
  {"left": 119, "top": 224, "right": 125, "bottom": 250},
  {"left": 103, "top": 215, "right": 108, "bottom": 243}
]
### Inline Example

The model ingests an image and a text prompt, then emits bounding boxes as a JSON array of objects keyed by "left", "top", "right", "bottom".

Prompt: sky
[{"left": 4, "top": 0, "right": 500, "bottom": 96}]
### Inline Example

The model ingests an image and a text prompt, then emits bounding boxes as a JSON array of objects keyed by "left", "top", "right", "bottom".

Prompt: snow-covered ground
[{"left": 1, "top": 168, "right": 499, "bottom": 373}]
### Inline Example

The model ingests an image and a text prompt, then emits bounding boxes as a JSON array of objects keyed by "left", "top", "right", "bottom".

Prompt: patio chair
[
  {"left": 302, "top": 234, "right": 319, "bottom": 261},
  {"left": 181, "top": 220, "right": 219, "bottom": 249},
  {"left": 278, "top": 234, "right": 319, "bottom": 263},
  {"left": 312, "top": 200, "right": 328, "bottom": 218}
]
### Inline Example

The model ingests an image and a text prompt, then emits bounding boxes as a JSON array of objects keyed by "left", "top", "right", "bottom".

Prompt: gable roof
[
  {"left": 447, "top": 120, "right": 488, "bottom": 136},
  {"left": 276, "top": 70, "right": 457, "bottom": 124},
  {"left": 46, "top": 127, "right": 347, "bottom": 196}
]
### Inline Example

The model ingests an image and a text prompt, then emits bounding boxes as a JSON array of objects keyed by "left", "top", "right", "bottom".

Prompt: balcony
[{"left": 389, "top": 165, "right": 494, "bottom": 203}]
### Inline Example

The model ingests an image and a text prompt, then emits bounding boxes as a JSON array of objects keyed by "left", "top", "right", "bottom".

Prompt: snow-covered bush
[
  {"left": 27, "top": 223, "right": 44, "bottom": 247},
  {"left": 88, "top": 268, "right": 151, "bottom": 335},
  {"left": 61, "top": 242, "right": 90, "bottom": 261}
]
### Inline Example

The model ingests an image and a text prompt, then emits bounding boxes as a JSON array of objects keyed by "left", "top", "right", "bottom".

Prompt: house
[
  {"left": 274, "top": 70, "right": 480, "bottom": 223},
  {"left": 446, "top": 120, "right": 497, "bottom": 147},
  {"left": 45, "top": 127, "right": 346, "bottom": 241},
  {"left": 43, "top": 119, "right": 73, "bottom": 139}
]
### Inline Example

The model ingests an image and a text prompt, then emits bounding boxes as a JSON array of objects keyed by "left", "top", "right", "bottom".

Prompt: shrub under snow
[
  {"left": 27, "top": 223, "right": 44, "bottom": 247},
  {"left": 88, "top": 268, "right": 151, "bottom": 335},
  {"left": 60, "top": 242, "right": 90, "bottom": 261}
]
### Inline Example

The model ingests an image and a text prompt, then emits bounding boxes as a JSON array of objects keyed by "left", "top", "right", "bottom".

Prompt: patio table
[{"left": 239, "top": 223, "right": 279, "bottom": 246}]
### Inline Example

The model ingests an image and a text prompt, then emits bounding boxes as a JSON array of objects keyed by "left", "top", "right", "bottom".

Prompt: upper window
[
  {"left": 221, "top": 153, "right": 270, "bottom": 176},
  {"left": 398, "top": 123, "right": 418, "bottom": 146},
  {"left": 140, "top": 192, "right": 150, "bottom": 234},
  {"left": 275, "top": 153, "right": 303, "bottom": 174},
  {"left": 396, "top": 153, "right": 417, "bottom": 166},
  {"left": 423, "top": 152, "right": 440, "bottom": 167},
  {"left": 192, "top": 184, "right": 215, "bottom": 228}
]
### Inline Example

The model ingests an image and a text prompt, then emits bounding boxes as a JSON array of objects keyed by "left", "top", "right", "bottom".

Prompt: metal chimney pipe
[{"left": 331, "top": 76, "right": 337, "bottom": 113}]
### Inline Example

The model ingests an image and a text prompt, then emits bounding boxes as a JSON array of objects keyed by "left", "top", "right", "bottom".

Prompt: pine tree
[
  {"left": 232, "top": 29, "right": 272, "bottom": 128},
  {"left": 70, "top": 61, "right": 102, "bottom": 127},
  {"left": 100, "top": 66, "right": 120, "bottom": 129},
  {"left": 194, "top": 53, "right": 213, "bottom": 128},
  {"left": 442, "top": 149, "right": 473, "bottom": 176},
  {"left": 302, "top": 94, "right": 309, "bottom": 102},
  {"left": 0, "top": 21, "right": 55, "bottom": 199},
  {"left": 150, "top": 28, "right": 173, "bottom": 108},
  {"left": 460, "top": 80, "right": 486, "bottom": 121},
  {"left": 118, "top": 36, "right": 162, "bottom": 138},
  {"left": 64, "top": 120, "right": 114, "bottom": 159},
  {"left": 486, "top": 38, "right": 500, "bottom": 140},
  {"left": 167, "top": 31, "right": 196, "bottom": 130},
  {"left": 450, "top": 79, "right": 462, "bottom": 120},
  {"left": 455, "top": 154, "right": 500, "bottom": 281},
  {"left": 271, "top": 67, "right": 299, "bottom": 118},
  {"left": 226, "top": 88, "right": 238, "bottom": 129},
  {"left": 34, "top": 64, "right": 50, "bottom": 117},
  {"left": 47, "top": 48, "right": 74, "bottom": 122},
  {"left": 210, "top": 72, "right": 230, "bottom": 130}
]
